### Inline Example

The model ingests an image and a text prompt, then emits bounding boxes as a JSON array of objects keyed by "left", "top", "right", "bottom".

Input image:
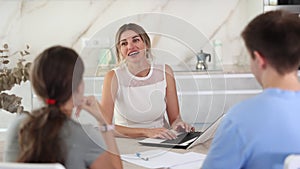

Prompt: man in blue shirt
[{"left": 202, "top": 10, "right": 300, "bottom": 169}]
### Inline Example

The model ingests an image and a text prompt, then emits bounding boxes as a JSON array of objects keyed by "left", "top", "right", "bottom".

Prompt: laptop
[{"left": 138, "top": 113, "right": 225, "bottom": 149}]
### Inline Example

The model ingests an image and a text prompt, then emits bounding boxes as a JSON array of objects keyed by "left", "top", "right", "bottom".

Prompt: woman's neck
[{"left": 127, "top": 61, "right": 151, "bottom": 77}]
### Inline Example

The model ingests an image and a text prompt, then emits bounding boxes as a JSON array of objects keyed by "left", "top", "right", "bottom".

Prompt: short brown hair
[
  {"left": 242, "top": 10, "right": 300, "bottom": 74},
  {"left": 115, "top": 23, "right": 152, "bottom": 63}
]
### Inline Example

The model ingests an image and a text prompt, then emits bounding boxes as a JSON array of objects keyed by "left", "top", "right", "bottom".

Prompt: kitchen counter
[
  {"left": 174, "top": 64, "right": 251, "bottom": 75},
  {"left": 84, "top": 64, "right": 252, "bottom": 77}
]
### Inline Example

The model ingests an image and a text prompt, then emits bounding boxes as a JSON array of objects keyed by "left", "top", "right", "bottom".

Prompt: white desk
[
  {"left": 116, "top": 137, "right": 211, "bottom": 169},
  {"left": 0, "top": 138, "right": 210, "bottom": 168}
]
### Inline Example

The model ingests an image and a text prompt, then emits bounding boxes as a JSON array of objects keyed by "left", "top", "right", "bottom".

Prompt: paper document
[{"left": 121, "top": 149, "right": 206, "bottom": 169}]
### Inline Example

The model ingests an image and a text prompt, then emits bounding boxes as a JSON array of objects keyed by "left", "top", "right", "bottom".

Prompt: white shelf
[{"left": 264, "top": 5, "right": 300, "bottom": 13}]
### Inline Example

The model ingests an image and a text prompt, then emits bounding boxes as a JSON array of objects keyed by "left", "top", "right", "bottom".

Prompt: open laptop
[{"left": 138, "top": 113, "right": 225, "bottom": 149}]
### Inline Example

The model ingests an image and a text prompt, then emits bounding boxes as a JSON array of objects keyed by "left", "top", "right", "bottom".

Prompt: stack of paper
[{"left": 121, "top": 150, "right": 206, "bottom": 169}]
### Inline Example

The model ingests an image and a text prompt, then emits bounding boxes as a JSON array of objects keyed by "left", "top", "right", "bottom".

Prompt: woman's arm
[
  {"left": 165, "top": 64, "right": 192, "bottom": 132},
  {"left": 165, "top": 64, "right": 181, "bottom": 124},
  {"left": 101, "top": 70, "right": 118, "bottom": 124},
  {"left": 114, "top": 125, "right": 175, "bottom": 139},
  {"left": 90, "top": 130, "right": 123, "bottom": 169},
  {"left": 77, "top": 96, "right": 123, "bottom": 169}
]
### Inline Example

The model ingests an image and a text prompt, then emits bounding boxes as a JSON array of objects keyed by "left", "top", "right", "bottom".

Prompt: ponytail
[{"left": 18, "top": 106, "right": 67, "bottom": 164}]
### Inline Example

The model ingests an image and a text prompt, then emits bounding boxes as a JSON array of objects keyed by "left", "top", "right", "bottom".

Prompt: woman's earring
[{"left": 145, "top": 49, "right": 149, "bottom": 58}]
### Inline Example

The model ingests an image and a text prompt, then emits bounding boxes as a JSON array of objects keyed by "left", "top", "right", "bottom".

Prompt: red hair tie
[{"left": 46, "top": 99, "right": 56, "bottom": 105}]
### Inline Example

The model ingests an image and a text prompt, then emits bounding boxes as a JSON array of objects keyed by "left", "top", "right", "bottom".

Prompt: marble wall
[
  {"left": 0, "top": 0, "right": 264, "bottom": 140},
  {"left": 0, "top": 0, "right": 263, "bottom": 75}
]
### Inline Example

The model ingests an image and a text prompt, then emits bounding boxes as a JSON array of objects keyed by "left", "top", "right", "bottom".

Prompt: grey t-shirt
[{"left": 4, "top": 114, "right": 106, "bottom": 169}]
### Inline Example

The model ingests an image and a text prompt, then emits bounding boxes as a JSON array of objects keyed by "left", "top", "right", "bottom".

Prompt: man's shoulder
[
  {"left": 226, "top": 92, "right": 266, "bottom": 119},
  {"left": 232, "top": 93, "right": 262, "bottom": 108}
]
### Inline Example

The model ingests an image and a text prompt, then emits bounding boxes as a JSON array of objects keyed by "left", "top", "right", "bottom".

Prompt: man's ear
[{"left": 253, "top": 51, "right": 267, "bottom": 69}]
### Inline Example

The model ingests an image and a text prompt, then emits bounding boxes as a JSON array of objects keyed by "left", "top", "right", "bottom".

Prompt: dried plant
[
  {"left": 0, "top": 43, "right": 31, "bottom": 114},
  {"left": 0, "top": 93, "right": 28, "bottom": 114}
]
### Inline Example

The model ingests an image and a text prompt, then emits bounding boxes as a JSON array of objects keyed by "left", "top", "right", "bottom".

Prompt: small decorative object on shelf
[{"left": 0, "top": 43, "right": 31, "bottom": 114}]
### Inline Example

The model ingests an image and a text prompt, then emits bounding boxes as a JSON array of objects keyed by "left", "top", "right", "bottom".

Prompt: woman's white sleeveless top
[{"left": 113, "top": 64, "right": 167, "bottom": 128}]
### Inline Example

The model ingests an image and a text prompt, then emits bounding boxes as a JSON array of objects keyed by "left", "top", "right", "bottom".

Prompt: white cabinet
[{"left": 174, "top": 73, "right": 262, "bottom": 124}]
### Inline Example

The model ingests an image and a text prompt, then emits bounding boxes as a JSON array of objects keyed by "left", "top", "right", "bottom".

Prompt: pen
[{"left": 136, "top": 152, "right": 149, "bottom": 161}]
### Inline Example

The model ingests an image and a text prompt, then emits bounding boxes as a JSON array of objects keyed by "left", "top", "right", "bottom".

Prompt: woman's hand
[
  {"left": 144, "top": 128, "right": 177, "bottom": 140},
  {"left": 171, "top": 119, "right": 194, "bottom": 133},
  {"left": 75, "top": 96, "right": 106, "bottom": 124}
]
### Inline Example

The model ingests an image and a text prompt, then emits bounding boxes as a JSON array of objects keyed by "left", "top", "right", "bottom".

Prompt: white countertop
[{"left": 84, "top": 64, "right": 252, "bottom": 77}]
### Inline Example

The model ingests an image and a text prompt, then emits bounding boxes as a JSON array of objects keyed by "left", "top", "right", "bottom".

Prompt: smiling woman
[{"left": 100, "top": 23, "right": 193, "bottom": 140}]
